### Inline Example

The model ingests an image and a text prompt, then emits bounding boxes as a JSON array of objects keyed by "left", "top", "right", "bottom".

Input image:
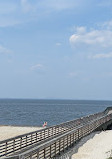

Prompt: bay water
[{"left": 0, "top": 99, "right": 112, "bottom": 127}]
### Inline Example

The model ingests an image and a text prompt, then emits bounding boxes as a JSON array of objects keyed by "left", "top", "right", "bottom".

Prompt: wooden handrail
[
  {"left": 1, "top": 108, "right": 112, "bottom": 158},
  {"left": 17, "top": 114, "right": 112, "bottom": 159}
]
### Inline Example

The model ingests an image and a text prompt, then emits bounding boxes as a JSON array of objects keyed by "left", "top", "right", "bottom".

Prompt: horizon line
[{"left": 0, "top": 98, "right": 112, "bottom": 102}]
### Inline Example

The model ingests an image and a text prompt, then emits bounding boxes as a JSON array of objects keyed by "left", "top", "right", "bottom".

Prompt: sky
[{"left": 0, "top": 0, "right": 112, "bottom": 100}]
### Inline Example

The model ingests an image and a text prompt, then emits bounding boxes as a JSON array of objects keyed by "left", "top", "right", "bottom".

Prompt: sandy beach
[
  {"left": 0, "top": 125, "right": 43, "bottom": 141},
  {"left": 72, "top": 130, "right": 112, "bottom": 159}
]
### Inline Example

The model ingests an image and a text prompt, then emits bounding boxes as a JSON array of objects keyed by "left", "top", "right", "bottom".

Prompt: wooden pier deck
[{"left": 0, "top": 107, "right": 112, "bottom": 159}]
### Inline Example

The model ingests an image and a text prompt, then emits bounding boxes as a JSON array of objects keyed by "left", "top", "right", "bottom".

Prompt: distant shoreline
[{"left": 0, "top": 98, "right": 112, "bottom": 102}]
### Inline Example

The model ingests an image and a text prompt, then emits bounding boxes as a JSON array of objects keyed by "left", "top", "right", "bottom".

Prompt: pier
[{"left": 0, "top": 107, "right": 112, "bottom": 159}]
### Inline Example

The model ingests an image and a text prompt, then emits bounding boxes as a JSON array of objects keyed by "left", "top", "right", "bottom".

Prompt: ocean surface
[{"left": 0, "top": 99, "right": 112, "bottom": 127}]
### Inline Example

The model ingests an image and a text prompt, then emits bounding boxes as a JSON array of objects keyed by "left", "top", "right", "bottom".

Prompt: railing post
[
  {"left": 47, "top": 128, "right": 49, "bottom": 138},
  {"left": 26, "top": 135, "right": 28, "bottom": 146},
  {"left": 52, "top": 127, "right": 54, "bottom": 136},
  {"left": 37, "top": 151, "right": 39, "bottom": 159},
  {"left": 50, "top": 145, "right": 52, "bottom": 158},
  {"left": 70, "top": 134, "right": 72, "bottom": 147},
  {"left": 5, "top": 142, "right": 7, "bottom": 155},
  {"left": 55, "top": 126, "right": 57, "bottom": 135},
  {"left": 67, "top": 135, "right": 68, "bottom": 149},
  {"left": 78, "top": 129, "right": 79, "bottom": 139},
  {"left": 44, "top": 148, "right": 46, "bottom": 159},
  {"left": 36, "top": 132, "right": 37, "bottom": 141},
  {"left": 69, "top": 155, "right": 72, "bottom": 159},
  {"left": 13, "top": 139, "right": 15, "bottom": 152},
  {"left": 48, "top": 128, "right": 50, "bottom": 137},
  {"left": 58, "top": 127, "right": 60, "bottom": 134},
  {"left": 40, "top": 131, "right": 42, "bottom": 141},
  {"left": 81, "top": 127, "right": 83, "bottom": 137},
  {"left": 63, "top": 137, "right": 65, "bottom": 152},
  {"left": 55, "top": 142, "right": 57, "bottom": 156},
  {"left": 88, "top": 124, "right": 89, "bottom": 133},
  {"left": 73, "top": 132, "right": 74, "bottom": 144},
  {"left": 59, "top": 139, "right": 61, "bottom": 154},
  {"left": 44, "top": 129, "right": 45, "bottom": 139},
  {"left": 30, "top": 153, "right": 32, "bottom": 159},
  {"left": 20, "top": 137, "right": 22, "bottom": 149}
]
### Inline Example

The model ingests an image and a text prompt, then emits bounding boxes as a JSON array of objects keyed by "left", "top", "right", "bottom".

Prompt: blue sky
[{"left": 0, "top": 0, "right": 112, "bottom": 100}]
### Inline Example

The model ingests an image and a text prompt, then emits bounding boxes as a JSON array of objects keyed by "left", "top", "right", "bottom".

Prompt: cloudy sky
[{"left": 0, "top": 0, "right": 112, "bottom": 100}]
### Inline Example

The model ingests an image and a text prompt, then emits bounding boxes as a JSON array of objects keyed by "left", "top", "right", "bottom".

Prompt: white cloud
[
  {"left": 102, "top": 20, "right": 112, "bottom": 30},
  {"left": 0, "top": 0, "right": 85, "bottom": 27},
  {"left": 68, "top": 71, "right": 83, "bottom": 78},
  {"left": 0, "top": 19, "right": 21, "bottom": 28},
  {"left": 89, "top": 52, "right": 112, "bottom": 59},
  {"left": 69, "top": 72, "right": 78, "bottom": 77},
  {"left": 20, "top": 0, "right": 82, "bottom": 13},
  {"left": 69, "top": 26, "right": 112, "bottom": 47},
  {"left": 0, "top": 4, "right": 17, "bottom": 15},
  {"left": 98, "top": 0, "right": 112, "bottom": 7},
  {"left": 41, "top": 0, "right": 79, "bottom": 11},
  {"left": 56, "top": 43, "right": 62, "bottom": 46},
  {"left": 30, "top": 64, "right": 46, "bottom": 75},
  {"left": 69, "top": 24, "right": 112, "bottom": 60},
  {"left": 30, "top": 64, "right": 44, "bottom": 71},
  {"left": 0, "top": 1, "right": 22, "bottom": 27},
  {"left": 21, "top": 0, "right": 33, "bottom": 13},
  {"left": 0, "top": 45, "right": 12, "bottom": 54},
  {"left": 71, "top": 26, "right": 86, "bottom": 34}
]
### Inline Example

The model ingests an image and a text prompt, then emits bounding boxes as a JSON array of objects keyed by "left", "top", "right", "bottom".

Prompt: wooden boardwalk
[{"left": 0, "top": 107, "right": 112, "bottom": 159}]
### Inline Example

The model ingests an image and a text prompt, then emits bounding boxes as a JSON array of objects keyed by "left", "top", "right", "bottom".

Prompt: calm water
[{"left": 0, "top": 99, "right": 112, "bottom": 127}]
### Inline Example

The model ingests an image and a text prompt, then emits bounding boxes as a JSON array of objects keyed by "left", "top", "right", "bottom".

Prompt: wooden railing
[
  {"left": 0, "top": 109, "right": 111, "bottom": 158},
  {"left": 13, "top": 114, "right": 112, "bottom": 159}
]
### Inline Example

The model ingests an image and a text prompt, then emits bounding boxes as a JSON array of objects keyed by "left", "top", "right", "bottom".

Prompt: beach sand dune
[
  {"left": 72, "top": 130, "right": 112, "bottom": 159},
  {"left": 0, "top": 125, "right": 42, "bottom": 141}
]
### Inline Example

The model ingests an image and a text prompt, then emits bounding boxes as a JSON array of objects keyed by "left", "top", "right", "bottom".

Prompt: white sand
[
  {"left": 72, "top": 130, "right": 112, "bottom": 159},
  {"left": 0, "top": 125, "right": 43, "bottom": 141}
]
